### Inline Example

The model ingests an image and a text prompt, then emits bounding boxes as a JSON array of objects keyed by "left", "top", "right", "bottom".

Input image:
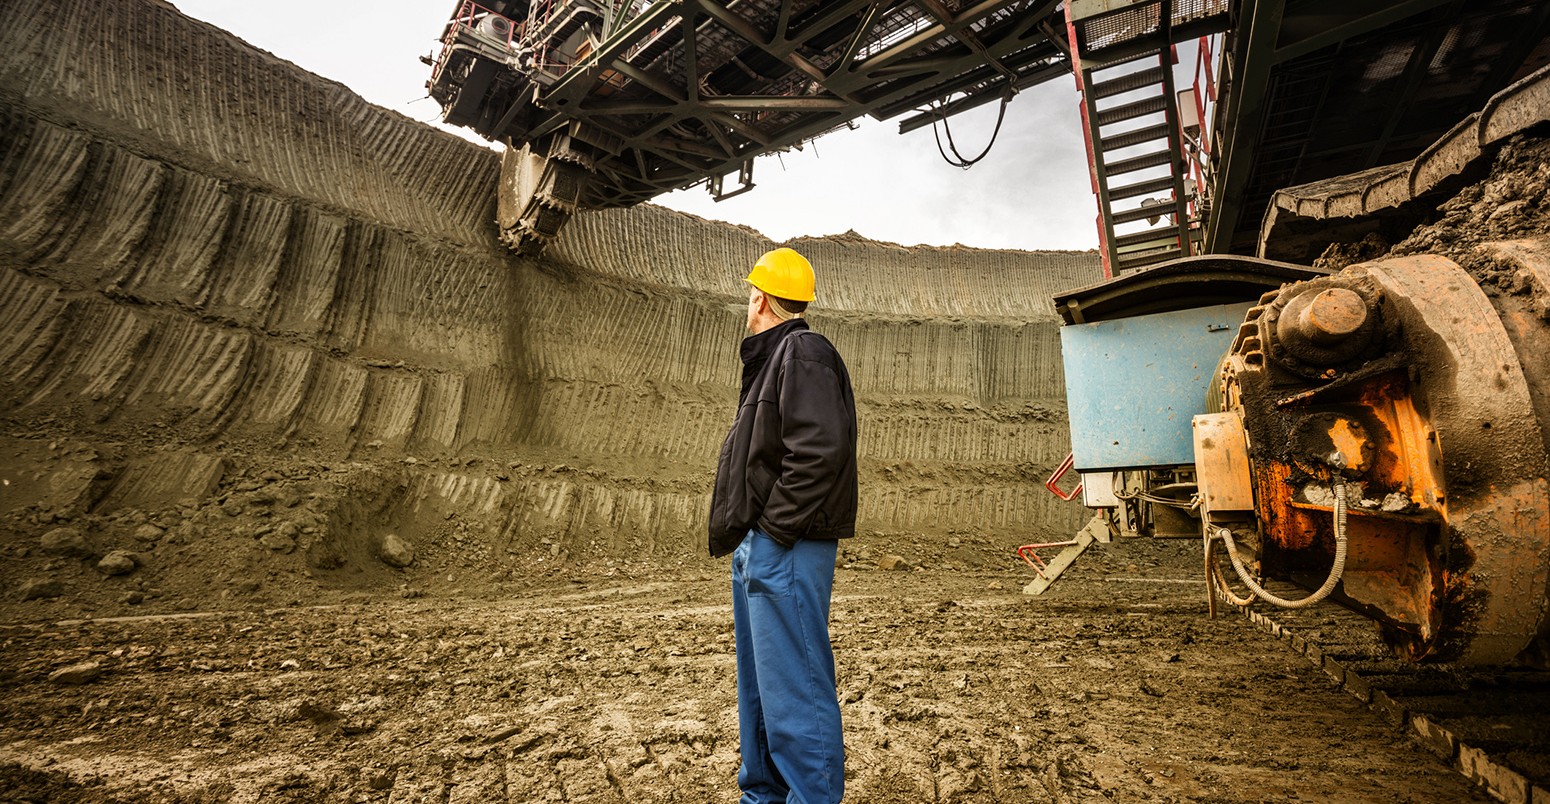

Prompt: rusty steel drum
[{"left": 1202, "top": 248, "right": 1550, "bottom": 664}]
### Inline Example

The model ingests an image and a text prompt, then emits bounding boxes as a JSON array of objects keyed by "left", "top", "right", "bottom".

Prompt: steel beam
[
  {"left": 544, "top": 1, "right": 688, "bottom": 107},
  {"left": 451, "top": 0, "right": 1070, "bottom": 209},
  {"left": 894, "top": 59, "right": 1066, "bottom": 131},
  {"left": 830, "top": 2, "right": 890, "bottom": 77},
  {"left": 1270, "top": 0, "right": 1455, "bottom": 65},
  {"left": 1205, "top": 0, "right": 1286, "bottom": 254},
  {"left": 860, "top": 0, "right": 1039, "bottom": 73},
  {"left": 1359, "top": 1, "right": 1465, "bottom": 169},
  {"left": 917, "top": 0, "right": 1018, "bottom": 83},
  {"left": 701, "top": 96, "right": 853, "bottom": 110}
]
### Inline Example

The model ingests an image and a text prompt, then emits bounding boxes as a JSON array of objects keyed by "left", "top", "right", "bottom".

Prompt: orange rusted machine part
[{"left": 1197, "top": 252, "right": 1550, "bottom": 664}]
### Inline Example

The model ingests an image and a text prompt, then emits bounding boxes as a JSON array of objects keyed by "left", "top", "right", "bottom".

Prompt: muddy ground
[
  {"left": 0, "top": 536, "right": 1489, "bottom": 803},
  {"left": 0, "top": 3, "right": 1538, "bottom": 801}
]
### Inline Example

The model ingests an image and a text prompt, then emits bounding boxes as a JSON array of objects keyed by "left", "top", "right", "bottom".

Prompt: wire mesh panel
[
  {"left": 1073, "top": 0, "right": 1230, "bottom": 57},
  {"left": 1080, "top": 2, "right": 1163, "bottom": 52}
]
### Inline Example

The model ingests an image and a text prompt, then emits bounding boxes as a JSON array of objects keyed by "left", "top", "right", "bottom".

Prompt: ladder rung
[
  {"left": 1089, "top": 66, "right": 1167, "bottom": 100},
  {"left": 1105, "top": 148, "right": 1173, "bottom": 176},
  {"left": 1094, "top": 95, "right": 1167, "bottom": 127},
  {"left": 1111, "top": 204, "right": 1171, "bottom": 225},
  {"left": 1114, "top": 227, "right": 1182, "bottom": 249},
  {"left": 1099, "top": 123, "right": 1171, "bottom": 152},
  {"left": 1087, "top": 48, "right": 1167, "bottom": 74},
  {"left": 1107, "top": 175, "right": 1176, "bottom": 200}
]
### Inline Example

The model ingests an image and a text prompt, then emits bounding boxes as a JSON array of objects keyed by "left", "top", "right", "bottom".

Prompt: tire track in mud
[{"left": 0, "top": 541, "right": 1494, "bottom": 802}]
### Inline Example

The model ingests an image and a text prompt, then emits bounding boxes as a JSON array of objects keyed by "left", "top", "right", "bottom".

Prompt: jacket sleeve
[{"left": 758, "top": 355, "right": 852, "bottom": 542}]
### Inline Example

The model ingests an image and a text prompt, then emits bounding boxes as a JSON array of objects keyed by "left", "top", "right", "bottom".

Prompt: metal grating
[
  {"left": 1211, "top": 0, "right": 1550, "bottom": 254},
  {"left": 1082, "top": 5, "right": 1163, "bottom": 50},
  {"left": 1076, "top": 0, "right": 1230, "bottom": 56}
]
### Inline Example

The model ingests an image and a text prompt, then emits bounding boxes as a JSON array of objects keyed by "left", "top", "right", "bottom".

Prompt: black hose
[{"left": 932, "top": 89, "right": 1013, "bottom": 169}]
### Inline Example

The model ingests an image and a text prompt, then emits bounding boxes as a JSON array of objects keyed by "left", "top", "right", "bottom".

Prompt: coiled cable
[{"left": 1206, "top": 477, "right": 1349, "bottom": 610}]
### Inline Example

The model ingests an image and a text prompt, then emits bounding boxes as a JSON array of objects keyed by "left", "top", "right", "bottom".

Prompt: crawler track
[{"left": 1220, "top": 583, "right": 1550, "bottom": 803}]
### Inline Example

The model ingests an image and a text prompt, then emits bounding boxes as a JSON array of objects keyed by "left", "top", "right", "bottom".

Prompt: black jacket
[{"left": 708, "top": 319, "right": 858, "bottom": 557}]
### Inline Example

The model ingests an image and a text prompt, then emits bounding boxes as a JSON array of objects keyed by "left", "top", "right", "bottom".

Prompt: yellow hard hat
[{"left": 746, "top": 247, "right": 816, "bottom": 303}]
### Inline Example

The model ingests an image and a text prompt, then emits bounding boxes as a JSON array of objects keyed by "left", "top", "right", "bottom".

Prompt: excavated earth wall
[{"left": 0, "top": 0, "right": 1097, "bottom": 609}]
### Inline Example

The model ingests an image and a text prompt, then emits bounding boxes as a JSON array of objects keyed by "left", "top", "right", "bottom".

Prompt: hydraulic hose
[
  {"left": 1208, "top": 477, "right": 1349, "bottom": 610},
  {"left": 1205, "top": 536, "right": 1256, "bottom": 610}
]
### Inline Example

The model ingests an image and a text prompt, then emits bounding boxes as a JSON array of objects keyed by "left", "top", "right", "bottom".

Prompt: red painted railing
[
  {"left": 432, "top": 0, "right": 518, "bottom": 83},
  {"left": 1183, "top": 33, "right": 1220, "bottom": 223},
  {"left": 1045, "top": 451, "right": 1084, "bottom": 502},
  {"left": 1065, "top": 5, "right": 1113, "bottom": 278}
]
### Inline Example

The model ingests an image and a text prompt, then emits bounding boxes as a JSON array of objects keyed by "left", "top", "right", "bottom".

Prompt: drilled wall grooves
[{"left": 0, "top": 0, "right": 1103, "bottom": 564}]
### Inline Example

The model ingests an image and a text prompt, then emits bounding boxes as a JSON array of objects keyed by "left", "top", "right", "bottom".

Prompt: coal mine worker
[{"left": 709, "top": 246, "right": 858, "bottom": 803}]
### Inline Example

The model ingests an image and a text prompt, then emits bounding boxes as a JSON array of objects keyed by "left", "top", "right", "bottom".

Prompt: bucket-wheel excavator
[
  {"left": 1049, "top": 0, "right": 1550, "bottom": 665},
  {"left": 428, "top": 0, "right": 1550, "bottom": 665}
]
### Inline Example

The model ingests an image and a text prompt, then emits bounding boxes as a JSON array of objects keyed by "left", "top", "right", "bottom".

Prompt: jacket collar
[
  {"left": 739, "top": 318, "right": 808, "bottom": 403},
  {"left": 740, "top": 318, "right": 808, "bottom": 365}
]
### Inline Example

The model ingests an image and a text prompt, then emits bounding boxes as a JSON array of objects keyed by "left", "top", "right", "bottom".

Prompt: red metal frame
[
  {"left": 1065, "top": 6, "right": 1113, "bottom": 279},
  {"left": 1045, "top": 451, "right": 1084, "bottom": 501},
  {"left": 1191, "top": 34, "right": 1216, "bottom": 151},
  {"left": 525, "top": 0, "right": 640, "bottom": 81},
  {"left": 1015, "top": 538, "right": 1083, "bottom": 579},
  {"left": 1066, "top": 6, "right": 1224, "bottom": 273},
  {"left": 432, "top": 1, "right": 519, "bottom": 83},
  {"left": 1183, "top": 34, "right": 1218, "bottom": 224},
  {"left": 527, "top": 0, "right": 568, "bottom": 74},
  {"left": 1021, "top": 451, "right": 1088, "bottom": 578}
]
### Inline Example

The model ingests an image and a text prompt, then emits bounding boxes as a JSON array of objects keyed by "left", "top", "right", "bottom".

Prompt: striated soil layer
[{"left": 0, "top": 0, "right": 1094, "bottom": 617}]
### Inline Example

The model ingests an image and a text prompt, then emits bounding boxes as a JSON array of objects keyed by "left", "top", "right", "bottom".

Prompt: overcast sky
[{"left": 170, "top": 1, "right": 1099, "bottom": 252}]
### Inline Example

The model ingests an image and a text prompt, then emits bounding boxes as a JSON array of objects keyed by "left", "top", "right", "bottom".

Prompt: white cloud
[{"left": 657, "top": 81, "right": 1099, "bottom": 251}]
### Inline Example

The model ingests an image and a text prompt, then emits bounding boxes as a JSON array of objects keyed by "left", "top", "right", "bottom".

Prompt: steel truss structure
[{"left": 431, "top": 0, "right": 1069, "bottom": 212}]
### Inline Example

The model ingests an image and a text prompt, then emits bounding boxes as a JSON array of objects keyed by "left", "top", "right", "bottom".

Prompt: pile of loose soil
[{"left": 1390, "top": 134, "right": 1550, "bottom": 265}]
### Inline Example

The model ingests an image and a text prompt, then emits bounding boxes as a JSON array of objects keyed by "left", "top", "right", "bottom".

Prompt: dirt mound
[{"left": 1391, "top": 134, "right": 1550, "bottom": 264}]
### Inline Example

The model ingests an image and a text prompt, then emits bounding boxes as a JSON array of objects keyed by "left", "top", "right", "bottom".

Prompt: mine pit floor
[{"left": 0, "top": 537, "right": 1491, "bottom": 802}]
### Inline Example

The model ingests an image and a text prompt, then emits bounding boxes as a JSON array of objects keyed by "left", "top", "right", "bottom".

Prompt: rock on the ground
[
  {"left": 48, "top": 662, "right": 103, "bottom": 685},
  {"left": 20, "top": 578, "right": 65, "bottom": 600},
  {"left": 879, "top": 554, "right": 911, "bottom": 571},
  {"left": 97, "top": 550, "right": 138, "bottom": 576},
  {"left": 131, "top": 523, "right": 164, "bottom": 544},
  {"left": 379, "top": 534, "right": 415, "bottom": 568},
  {"left": 40, "top": 527, "right": 91, "bottom": 558},
  {"left": 259, "top": 531, "right": 296, "bottom": 553},
  {"left": 340, "top": 718, "right": 377, "bottom": 735}
]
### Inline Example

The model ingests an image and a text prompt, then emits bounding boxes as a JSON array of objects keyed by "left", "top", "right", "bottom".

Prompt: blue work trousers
[{"left": 731, "top": 528, "right": 844, "bottom": 804}]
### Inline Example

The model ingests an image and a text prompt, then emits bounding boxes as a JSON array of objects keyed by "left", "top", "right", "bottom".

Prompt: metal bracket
[
  {"left": 1018, "top": 516, "right": 1110, "bottom": 595},
  {"left": 1045, "top": 451, "right": 1085, "bottom": 501},
  {"left": 709, "top": 159, "right": 756, "bottom": 202}
]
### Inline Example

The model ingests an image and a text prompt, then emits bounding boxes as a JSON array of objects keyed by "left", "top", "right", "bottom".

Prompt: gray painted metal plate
[{"left": 1060, "top": 302, "right": 1253, "bottom": 471}]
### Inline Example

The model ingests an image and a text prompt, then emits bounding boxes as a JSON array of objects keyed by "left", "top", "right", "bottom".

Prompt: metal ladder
[{"left": 1076, "top": 46, "right": 1196, "bottom": 275}]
